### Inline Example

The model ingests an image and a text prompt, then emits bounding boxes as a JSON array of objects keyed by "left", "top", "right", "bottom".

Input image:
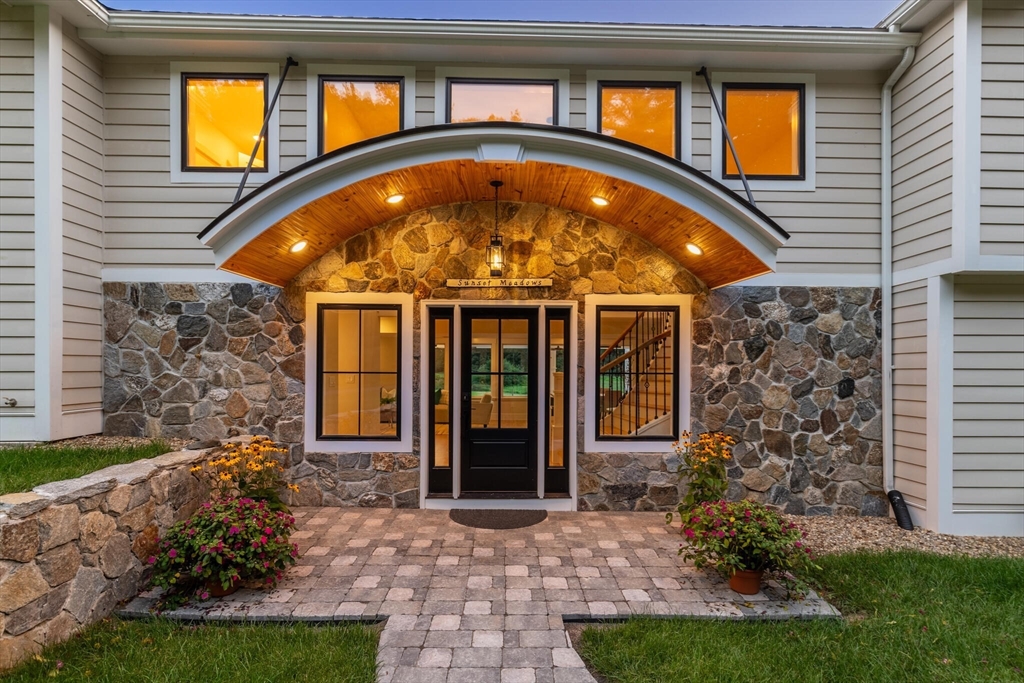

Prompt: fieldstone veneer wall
[
  {"left": 0, "top": 451, "right": 208, "bottom": 669},
  {"left": 102, "top": 201, "right": 883, "bottom": 516}
]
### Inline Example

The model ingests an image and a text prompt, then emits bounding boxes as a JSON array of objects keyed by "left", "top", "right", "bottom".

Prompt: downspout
[{"left": 882, "top": 44, "right": 916, "bottom": 494}]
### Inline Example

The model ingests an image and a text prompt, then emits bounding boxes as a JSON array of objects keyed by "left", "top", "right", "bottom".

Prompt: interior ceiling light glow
[
  {"left": 290, "top": 240, "right": 308, "bottom": 253},
  {"left": 590, "top": 196, "right": 610, "bottom": 206},
  {"left": 685, "top": 242, "right": 704, "bottom": 256},
  {"left": 385, "top": 193, "right": 405, "bottom": 204}
]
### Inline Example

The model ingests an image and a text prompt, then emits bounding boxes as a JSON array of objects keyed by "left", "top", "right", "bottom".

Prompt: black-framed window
[
  {"left": 598, "top": 81, "right": 680, "bottom": 158},
  {"left": 319, "top": 76, "right": 404, "bottom": 155},
  {"left": 595, "top": 306, "right": 678, "bottom": 441},
  {"left": 722, "top": 82, "right": 805, "bottom": 180},
  {"left": 317, "top": 304, "right": 401, "bottom": 440},
  {"left": 446, "top": 78, "right": 557, "bottom": 125},
  {"left": 428, "top": 307, "right": 453, "bottom": 495},
  {"left": 182, "top": 73, "right": 268, "bottom": 172}
]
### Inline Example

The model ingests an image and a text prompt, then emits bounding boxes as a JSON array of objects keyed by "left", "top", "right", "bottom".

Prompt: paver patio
[{"left": 122, "top": 508, "right": 839, "bottom": 683}]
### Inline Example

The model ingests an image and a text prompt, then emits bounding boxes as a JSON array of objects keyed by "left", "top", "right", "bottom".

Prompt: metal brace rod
[
  {"left": 697, "top": 66, "right": 755, "bottom": 206},
  {"left": 235, "top": 56, "right": 298, "bottom": 203}
]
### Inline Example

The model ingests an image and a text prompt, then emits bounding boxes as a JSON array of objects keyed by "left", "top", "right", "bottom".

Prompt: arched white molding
[{"left": 199, "top": 123, "right": 788, "bottom": 272}]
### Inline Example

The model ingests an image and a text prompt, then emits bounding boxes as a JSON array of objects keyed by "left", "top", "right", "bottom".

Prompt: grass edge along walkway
[
  {"left": 0, "top": 441, "right": 173, "bottom": 496},
  {"left": 577, "top": 550, "right": 1024, "bottom": 683},
  {"left": 1, "top": 618, "right": 381, "bottom": 683}
]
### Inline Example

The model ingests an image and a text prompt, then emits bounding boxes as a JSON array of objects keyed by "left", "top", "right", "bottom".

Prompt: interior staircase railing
[{"left": 598, "top": 310, "right": 674, "bottom": 436}]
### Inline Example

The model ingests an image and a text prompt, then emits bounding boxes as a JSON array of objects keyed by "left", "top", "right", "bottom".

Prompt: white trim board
[
  {"left": 169, "top": 61, "right": 281, "bottom": 185},
  {"left": 583, "top": 294, "right": 692, "bottom": 454},
  {"left": 303, "top": 292, "right": 415, "bottom": 454},
  {"left": 951, "top": 0, "right": 982, "bottom": 272},
  {"left": 101, "top": 268, "right": 257, "bottom": 284},
  {"left": 708, "top": 71, "right": 816, "bottom": 193},
  {"left": 924, "top": 275, "right": 955, "bottom": 533},
  {"left": 433, "top": 67, "right": 571, "bottom": 126},
  {"left": 423, "top": 498, "right": 575, "bottom": 512},
  {"left": 584, "top": 69, "right": 692, "bottom": 165},
  {"left": 33, "top": 5, "right": 64, "bottom": 441},
  {"left": 304, "top": 64, "right": 417, "bottom": 161}
]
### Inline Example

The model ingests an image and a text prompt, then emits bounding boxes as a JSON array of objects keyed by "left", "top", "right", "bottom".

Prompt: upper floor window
[
  {"left": 319, "top": 76, "right": 403, "bottom": 154},
  {"left": 722, "top": 83, "right": 805, "bottom": 180},
  {"left": 598, "top": 81, "right": 679, "bottom": 158},
  {"left": 182, "top": 74, "right": 267, "bottom": 171},
  {"left": 447, "top": 78, "right": 557, "bottom": 124}
]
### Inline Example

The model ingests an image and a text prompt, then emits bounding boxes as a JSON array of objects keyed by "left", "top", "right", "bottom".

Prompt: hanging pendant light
[{"left": 486, "top": 180, "right": 505, "bottom": 277}]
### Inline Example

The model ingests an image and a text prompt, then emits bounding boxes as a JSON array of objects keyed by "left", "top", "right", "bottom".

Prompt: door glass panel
[
  {"left": 548, "top": 318, "right": 566, "bottom": 468},
  {"left": 500, "top": 318, "right": 529, "bottom": 429},
  {"left": 432, "top": 317, "right": 450, "bottom": 468}
]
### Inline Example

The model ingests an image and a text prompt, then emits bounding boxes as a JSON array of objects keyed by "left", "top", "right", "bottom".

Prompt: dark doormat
[{"left": 449, "top": 509, "right": 548, "bottom": 530}]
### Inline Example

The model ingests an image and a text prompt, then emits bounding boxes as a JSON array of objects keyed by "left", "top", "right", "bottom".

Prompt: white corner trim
[
  {"left": 169, "top": 61, "right": 281, "bottom": 185},
  {"left": 892, "top": 257, "right": 957, "bottom": 285},
  {"left": 583, "top": 294, "right": 692, "bottom": 454},
  {"left": 951, "top": 0, "right": 982, "bottom": 272},
  {"left": 727, "top": 272, "right": 881, "bottom": 288},
  {"left": 304, "top": 64, "right": 417, "bottom": 161},
  {"left": 101, "top": 267, "right": 257, "bottom": 284},
  {"left": 304, "top": 292, "right": 415, "bottom": 454},
  {"left": 924, "top": 275, "right": 954, "bottom": 533},
  {"left": 708, "top": 71, "right": 816, "bottom": 193},
  {"left": 945, "top": 510, "right": 1024, "bottom": 537},
  {"left": 34, "top": 5, "right": 63, "bottom": 441},
  {"left": 584, "top": 69, "right": 692, "bottom": 164},
  {"left": 433, "top": 67, "right": 571, "bottom": 126}
]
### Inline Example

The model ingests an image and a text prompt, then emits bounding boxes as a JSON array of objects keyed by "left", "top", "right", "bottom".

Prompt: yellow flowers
[
  {"left": 675, "top": 430, "right": 737, "bottom": 509},
  {"left": 192, "top": 435, "right": 298, "bottom": 499}
]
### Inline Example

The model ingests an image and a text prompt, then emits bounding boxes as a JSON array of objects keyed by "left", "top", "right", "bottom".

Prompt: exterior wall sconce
[{"left": 486, "top": 180, "right": 505, "bottom": 277}]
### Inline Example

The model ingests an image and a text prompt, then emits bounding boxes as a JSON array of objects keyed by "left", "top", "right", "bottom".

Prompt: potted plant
[
  {"left": 676, "top": 499, "right": 819, "bottom": 596},
  {"left": 673, "top": 430, "right": 736, "bottom": 509},
  {"left": 149, "top": 496, "right": 299, "bottom": 603},
  {"left": 190, "top": 435, "right": 299, "bottom": 511}
]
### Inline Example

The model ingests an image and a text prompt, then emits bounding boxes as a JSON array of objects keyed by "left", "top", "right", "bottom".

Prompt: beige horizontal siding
[
  {"left": 952, "top": 273, "right": 1024, "bottom": 512},
  {"left": 892, "top": 8, "right": 954, "bottom": 271},
  {"left": 980, "top": 1, "right": 1024, "bottom": 256},
  {"left": 415, "top": 68, "right": 434, "bottom": 127},
  {"left": 568, "top": 69, "right": 586, "bottom": 129},
  {"left": 61, "top": 24, "right": 103, "bottom": 420},
  {"left": 279, "top": 65, "right": 305, "bottom": 173},
  {"left": 0, "top": 4, "right": 35, "bottom": 411},
  {"left": 892, "top": 280, "right": 929, "bottom": 509}
]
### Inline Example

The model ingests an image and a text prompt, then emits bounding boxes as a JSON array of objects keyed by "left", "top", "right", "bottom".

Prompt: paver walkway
[{"left": 124, "top": 508, "right": 839, "bottom": 683}]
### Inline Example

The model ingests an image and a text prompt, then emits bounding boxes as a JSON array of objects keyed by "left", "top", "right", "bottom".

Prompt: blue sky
[{"left": 104, "top": 0, "right": 901, "bottom": 28}]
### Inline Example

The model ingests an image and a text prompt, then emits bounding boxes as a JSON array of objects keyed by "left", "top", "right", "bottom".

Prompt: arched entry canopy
[{"left": 198, "top": 123, "right": 789, "bottom": 289}]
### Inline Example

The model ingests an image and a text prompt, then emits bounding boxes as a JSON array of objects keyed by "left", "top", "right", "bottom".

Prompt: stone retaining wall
[{"left": 0, "top": 451, "right": 209, "bottom": 669}]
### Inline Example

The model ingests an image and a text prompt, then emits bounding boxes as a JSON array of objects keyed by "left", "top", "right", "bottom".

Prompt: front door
[{"left": 460, "top": 308, "right": 538, "bottom": 495}]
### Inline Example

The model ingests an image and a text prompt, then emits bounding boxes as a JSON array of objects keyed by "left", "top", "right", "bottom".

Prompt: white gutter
[
  {"left": 73, "top": 3, "right": 919, "bottom": 53},
  {"left": 882, "top": 45, "right": 916, "bottom": 493}
]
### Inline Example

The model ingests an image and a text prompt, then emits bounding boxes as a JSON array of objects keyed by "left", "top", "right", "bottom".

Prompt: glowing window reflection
[
  {"left": 723, "top": 85, "right": 803, "bottom": 178},
  {"left": 321, "top": 78, "right": 402, "bottom": 154},
  {"left": 184, "top": 75, "right": 266, "bottom": 170},
  {"left": 448, "top": 80, "right": 556, "bottom": 124},
  {"left": 600, "top": 83, "right": 678, "bottom": 157}
]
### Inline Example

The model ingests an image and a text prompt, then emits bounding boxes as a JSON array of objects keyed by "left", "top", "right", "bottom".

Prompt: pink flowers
[
  {"left": 147, "top": 556, "right": 156, "bottom": 565},
  {"left": 684, "top": 528, "right": 695, "bottom": 539},
  {"left": 168, "top": 549, "right": 178, "bottom": 558},
  {"left": 229, "top": 526, "right": 240, "bottom": 535}
]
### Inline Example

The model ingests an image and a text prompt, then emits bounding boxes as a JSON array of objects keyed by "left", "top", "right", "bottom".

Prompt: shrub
[
  {"left": 150, "top": 497, "right": 298, "bottom": 603},
  {"left": 190, "top": 436, "right": 298, "bottom": 510},
  {"left": 674, "top": 431, "right": 735, "bottom": 509},
  {"left": 676, "top": 499, "right": 819, "bottom": 595}
]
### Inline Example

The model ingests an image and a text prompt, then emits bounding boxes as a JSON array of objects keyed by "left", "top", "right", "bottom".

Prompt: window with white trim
[{"left": 434, "top": 67, "right": 570, "bottom": 126}]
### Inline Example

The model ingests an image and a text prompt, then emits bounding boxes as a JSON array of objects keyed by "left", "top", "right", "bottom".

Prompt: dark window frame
[
  {"left": 445, "top": 77, "right": 558, "bottom": 125},
  {"left": 316, "top": 303, "right": 402, "bottom": 441},
  {"left": 721, "top": 82, "right": 806, "bottom": 181},
  {"left": 597, "top": 80, "right": 682, "bottom": 159},
  {"left": 317, "top": 75, "right": 405, "bottom": 156},
  {"left": 594, "top": 305, "right": 680, "bottom": 443},
  {"left": 427, "top": 307, "right": 454, "bottom": 495},
  {"left": 181, "top": 72, "right": 269, "bottom": 173}
]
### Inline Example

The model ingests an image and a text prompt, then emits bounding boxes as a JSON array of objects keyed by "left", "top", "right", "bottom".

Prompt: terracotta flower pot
[
  {"left": 207, "top": 577, "right": 240, "bottom": 598},
  {"left": 729, "top": 569, "right": 764, "bottom": 595}
]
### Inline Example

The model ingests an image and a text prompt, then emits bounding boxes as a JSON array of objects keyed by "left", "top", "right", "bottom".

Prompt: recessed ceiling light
[
  {"left": 290, "top": 240, "right": 308, "bottom": 253},
  {"left": 385, "top": 193, "right": 405, "bottom": 204},
  {"left": 590, "top": 196, "right": 610, "bottom": 207},
  {"left": 685, "top": 242, "right": 704, "bottom": 256}
]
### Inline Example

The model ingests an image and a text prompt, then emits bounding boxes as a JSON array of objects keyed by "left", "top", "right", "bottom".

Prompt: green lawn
[
  {"left": 0, "top": 442, "right": 173, "bottom": 495},
  {"left": 2, "top": 618, "right": 380, "bottom": 683},
  {"left": 578, "top": 551, "right": 1024, "bottom": 683}
]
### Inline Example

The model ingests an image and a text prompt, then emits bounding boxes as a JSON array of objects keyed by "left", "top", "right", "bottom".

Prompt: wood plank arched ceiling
[{"left": 223, "top": 160, "right": 767, "bottom": 289}]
